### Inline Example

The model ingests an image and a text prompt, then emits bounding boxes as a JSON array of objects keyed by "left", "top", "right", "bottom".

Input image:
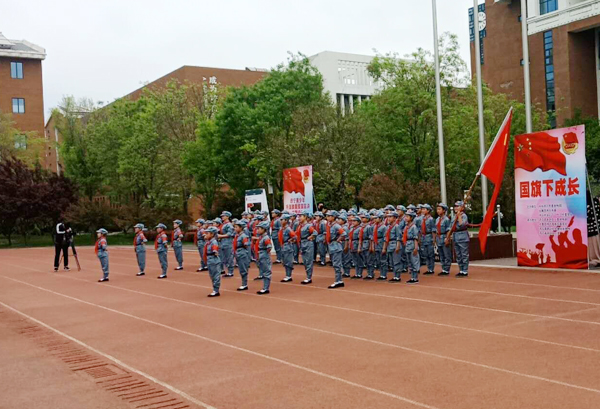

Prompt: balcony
[{"left": 527, "top": 0, "right": 600, "bottom": 34}]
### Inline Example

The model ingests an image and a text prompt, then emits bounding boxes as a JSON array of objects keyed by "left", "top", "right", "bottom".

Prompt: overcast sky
[{"left": 3, "top": 0, "right": 479, "bottom": 120}]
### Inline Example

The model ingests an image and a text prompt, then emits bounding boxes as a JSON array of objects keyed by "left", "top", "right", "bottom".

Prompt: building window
[
  {"left": 539, "top": 0, "right": 558, "bottom": 15},
  {"left": 12, "top": 98, "right": 25, "bottom": 114},
  {"left": 543, "top": 30, "right": 556, "bottom": 128},
  {"left": 14, "top": 135, "right": 27, "bottom": 150},
  {"left": 10, "top": 62, "right": 23, "bottom": 79}
]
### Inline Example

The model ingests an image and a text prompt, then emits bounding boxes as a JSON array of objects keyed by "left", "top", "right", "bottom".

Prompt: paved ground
[{"left": 2, "top": 246, "right": 600, "bottom": 408}]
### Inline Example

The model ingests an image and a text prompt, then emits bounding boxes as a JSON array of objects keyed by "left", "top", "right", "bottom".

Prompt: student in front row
[
  {"left": 96, "top": 228, "right": 109, "bottom": 282},
  {"left": 403, "top": 210, "right": 420, "bottom": 284},
  {"left": 256, "top": 221, "right": 273, "bottom": 295},
  {"left": 134, "top": 223, "right": 147, "bottom": 276},
  {"left": 203, "top": 226, "right": 221, "bottom": 297},
  {"left": 233, "top": 220, "right": 251, "bottom": 291},
  {"left": 155, "top": 223, "right": 169, "bottom": 279}
]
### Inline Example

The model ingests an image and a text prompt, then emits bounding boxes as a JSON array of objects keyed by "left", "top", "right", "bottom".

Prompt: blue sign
[{"left": 469, "top": 4, "right": 487, "bottom": 42}]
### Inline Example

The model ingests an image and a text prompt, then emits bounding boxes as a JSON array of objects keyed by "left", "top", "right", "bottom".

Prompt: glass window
[
  {"left": 543, "top": 30, "right": 556, "bottom": 128},
  {"left": 12, "top": 98, "right": 25, "bottom": 114},
  {"left": 10, "top": 62, "right": 23, "bottom": 79},
  {"left": 14, "top": 135, "right": 27, "bottom": 150},
  {"left": 540, "top": 0, "right": 558, "bottom": 15}
]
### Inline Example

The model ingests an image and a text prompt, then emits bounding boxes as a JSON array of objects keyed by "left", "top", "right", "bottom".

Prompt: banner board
[
  {"left": 245, "top": 189, "right": 269, "bottom": 215},
  {"left": 514, "top": 125, "right": 588, "bottom": 269},
  {"left": 283, "top": 166, "right": 313, "bottom": 213}
]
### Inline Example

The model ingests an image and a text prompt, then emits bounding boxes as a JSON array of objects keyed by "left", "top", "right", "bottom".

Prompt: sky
[{"left": 2, "top": 0, "right": 479, "bottom": 121}]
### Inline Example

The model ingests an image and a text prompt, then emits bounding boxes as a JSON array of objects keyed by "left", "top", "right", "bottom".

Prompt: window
[
  {"left": 540, "top": 0, "right": 558, "bottom": 15},
  {"left": 543, "top": 30, "right": 556, "bottom": 128},
  {"left": 10, "top": 62, "right": 23, "bottom": 79},
  {"left": 14, "top": 135, "right": 27, "bottom": 150},
  {"left": 12, "top": 98, "right": 25, "bottom": 114}
]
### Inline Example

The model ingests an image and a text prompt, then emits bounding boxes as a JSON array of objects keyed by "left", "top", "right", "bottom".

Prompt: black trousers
[{"left": 54, "top": 242, "right": 69, "bottom": 268}]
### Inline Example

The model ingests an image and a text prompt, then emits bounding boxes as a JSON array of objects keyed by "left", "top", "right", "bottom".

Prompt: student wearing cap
[
  {"left": 271, "top": 210, "right": 283, "bottom": 263},
  {"left": 384, "top": 212, "right": 402, "bottom": 282},
  {"left": 359, "top": 213, "right": 375, "bottom": 280},
  {"left": 328, "top": 214, "right": 347, "bottom": 289},
  {"left": 325, "top": 211, "right": 338, "bottom": 266},
  {"left": 195, "top": 219, "right": 207, "bottom": 272},
  {"left": 421, "top": 204, "right": 436, "bottom": 275},
  {"left": 172, "top": 220, "right": 185, "bottom": 271},
  {"left": 314, "top": 212, "right": 327, "bottom": 266},
  {"left": 397, "top": 205, "right": 408, "bottom": 273},
  {"left": 299, "top": 211, "right": 317, "bottom": 284},
  {"left": 203, "top": 227, "right": 221, "bottom": 297},
  {"left": 278, "top": 214, "right": 296, "bottom": 282},
  {"left": 233, "top": 220, "right": 251, "bottom": 291},
  {"left": 435, "top": 203, "right": 452, "bottom": 276},
  {"left": 404, "top": 211, "right": 421, "bottom": 284},
  {"left": 349, "top": 215, "right": 362, "bottom": 278},
  {"left": 96, "top": 228, "right": 110, "bottom": 282},
  {"left": 256, "top": 221, "right": 273, "bottom": 294},
  {"left": 290, "top": 213, "right": 300, "bottom": 264},
  {"left": 451, "top": 201, "right": 470, "bottom": 277},
  {"left": 373, "top": 212, "right": 388, "bottom": 280},
  {"left": 155, "top": 224, "right": 169, "bottom": 279},
  {"left": 340, "top": 215, "right": 353, "bottom": 278},
  {"left": 251, "top": 214, "right": 264, "bottom": 277},
  {"left": 133, "top": 223, "right": 148, "bottom": 276},
  {"left": 218, "top": 211, "right": 235, "bottom": 277}
]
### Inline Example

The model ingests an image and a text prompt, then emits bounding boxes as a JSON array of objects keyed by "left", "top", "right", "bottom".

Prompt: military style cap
[
  {"left": 155, "top": 223, "right": 167, "bottom": 230},
  {"left": 326, "top": 210, "right": 339, "bottom": 217},
  {"left": 281, "top": 214, "right": 291, "bottom": 220},
  {"left": 173, "top": 219, "right": 183, "bottom": 225},
  {"left": 423, "top": 204, "right": 432, "bottom": 211},
  {"left": 396, "top": 205, "right": 407, "bottom": 212},
  {"left": 258, "top": 221, "right": 270, "bottom": 230},
  {"left": 416, "top": 204, "right": 423, "bottom": 210},
  {"left": 213, "top": 218, "right": 222, "bottom": 224},
  {"left": 314, "top": 211, "right": 324, "bottom": 217},
  {"left": 272, "top": 209, "right": 281, "bottom": 215},
  {"left": 301, "top": 210, "right": 312, "bottom": 217},
  {"left": 437, "top": 203, "right": 448, "bottom": 211},
  {"left": 289, "top": 212, "right": 297, "bottom": 217},
  {"left": 255, "top": 215, "right": 265, "bottom": 221},
  {"left": 388, "top": 211, "right": 399, "bottom": 218},
  {"left": 195, "top": 219, "right": 204, "bottom": 224},
  {"left": 205, "top": 226, "right": 218, "bottom": 234},
  {"left": 220, "top": 211, "right": 232, "bottom": 218},
  {"left": 407, "top": 204, "right": 416, "bottom": 210},
  {"left": 134, "top": 223, "right": 145, "bottom": 229},
  {"left": 337, "top": 214, "right": 347, "bottom": 222},
  {"left": 455, "top": 201, "right": 465, "bottom": 207},
  {"left": 96, "top": 228, "right": 108, "bottom": 234},
  {"left": 406, "top": 210, "right": 417, "bottom": 218},
  {"left": 241, "top": 211, "right": 249, "bottom": 216},
  {"left": 234, "top": 220, "right": 246, "bottom": 227},
  {"left": 384, "top": 204, "right": 395, "bottom": 211}
]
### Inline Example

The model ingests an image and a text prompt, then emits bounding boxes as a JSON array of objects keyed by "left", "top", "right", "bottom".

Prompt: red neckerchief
[
  {"left": 95, "top": 238, "right": 100, "bottom": 255},
  {"left": 278, "top": 229, "right": 285, "bottom": 246},
  {"left": 296, "top": 223, "right": 302, "bottom": 245},
  {"left": 326, "top": 222, "right": 332, "bottom": 244},
  {"left": 403, "top": 222, "right": 412, "bottom": 245},
  {"left": 437, "top": 217, "right": 442, "bottom": 235},
  {"left": 373, "top": 222, "right": 379, "bottom": 245},
  {"left": 421, "top": 216, "right": 427, "bottom": 235}
]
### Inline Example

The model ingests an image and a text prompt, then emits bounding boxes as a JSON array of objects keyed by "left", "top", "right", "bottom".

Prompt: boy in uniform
[
  {"left": 299, "top": 211, "right": 317, "bottom": 284},
  {"left": 328, "top": 213, "right": 347, "bottom": 289},
  {"left": 340, "top": 214, "right": 353, "bottom": 278},
  {"left": 290, "top": 213, "right": 300, "bottom": 264},
  {"left": 172, "top": 220, "right": 184, "bottom": 271},
  {"left": 451, "top": 201, "right": 470, "bottom": 277},
  {"left": 96, "top": 228, "right": 109, "bottom": 282},
  {"left": 314, "top": 212, "right": 327, "bottom": 266},
  {"left": 271, "top": 209, "right": 282, "bottom": 263},
  {"left": 384, "top": 212, "right": 402, "bottom": 282},
  {"left": 421, "top": 204, "right": 436, "bottom": 275},
  {"left": 195, "top": 219, "right": 207, "bottom": 272},
  {"left": 373, "top": 212, "right": 388, "bottom": 280},
  {"left": 404, "top": 211, "right": 421, "bottom": 284},
  {"left": 233, "top": 220, "right": 251, "bottom": 291},
  {"left": 218, "top": 211, "right": 235, "bottom": 277},
  {"left": 435, "top": 203, "right": 452, "bottom": 276},
  {"left": 134, "top": 223, "right": 147, "bottom": 276},
  {"left": 155, "top": 223, "right": 169, "bottom": 279},
  {"left": 279, "top": 214, "right": 296, "bottom": 282},
  {"left": 203, "top": 226, "right": 221, "bottom": 297},
  {"left": 396, "top": 205, "right": 408, "bottom": 273},
  {"left": 350, "top": 215, "right": 362, "bottom": 279},
  {"left": 256, "top": 221, "right": 273, "bottom": 294}
]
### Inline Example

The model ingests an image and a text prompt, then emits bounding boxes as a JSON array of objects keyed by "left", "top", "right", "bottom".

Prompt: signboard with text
[
  {"left": 514, "top": 126, "right": 588, "bottom": 269},
  {"left": 283, "top": 166, "right": 313, "bottom": 213}
]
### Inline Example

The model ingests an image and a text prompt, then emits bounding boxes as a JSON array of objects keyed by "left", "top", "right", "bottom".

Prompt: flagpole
[
  {"left": 432, "top": 0, "right": 447, "bottom": 205},
  {"left": 473, "top": 0, "right": 489, "bottom": 215},
  {"left": 521, "top": 0, "right": 533, "bottom": 133}
]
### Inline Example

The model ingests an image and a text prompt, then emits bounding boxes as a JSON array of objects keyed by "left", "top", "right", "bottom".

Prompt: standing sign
[
  {"left": 514, "top": 126, "right": 588, "bottom": 269},
  {"left": 283, "top": 166, "right": 313, "bottom": 213},
  {"left": 245, "top": 189, "right": 269, "bottom": 215}
]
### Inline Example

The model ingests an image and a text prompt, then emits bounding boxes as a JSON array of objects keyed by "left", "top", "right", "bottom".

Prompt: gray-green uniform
[
  {"left": 279, "top": 218, "right": 296, "bottom": 279},
  {"left": 374, "top": 216, "right": 388, "bottom": 279},
  {"left": 172, "top": 221, "right": 184, "bottom": 269},
  {"left": 435, "top": 206, "right": 452, "bottom": 274},
  {"left": 299, "top": 217, "right": 317, "bottom": 280},
  {"left": 421, "top": 207, "right": 436, "bottom": 273},
  {"left": 404, "top": 218, "right": 421, "bottom": 281},
  {"left": 328, "top": 217, "right": 347, "bottom": 285},
  {"left": 234, "top": 228, "right": 251, "bottom": 287},
  {"left": 155, "top": 225, "right": 169, "bottom": 278},
  {"left": 205, "top": 235, "right": 221, "bottom": 292},
  {"left": 219, "top": 213, "right": 235, "bottom": 276},
  {"left": 451, "top": 201, "right": 470, "bottom": 276},
  {"left": 96, "top": 230, "right": 109, "bottom": 280},
  {"left": 134, "top": 226, "right": 147, "bottom": 274},
  {"left": 385, "top": 214, "right": 402, "bottom": 280},
  {"left": 257, "top": 226, "right": 273, "bottom": 291}
]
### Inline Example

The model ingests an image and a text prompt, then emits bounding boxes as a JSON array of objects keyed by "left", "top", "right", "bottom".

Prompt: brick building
[
  {"left": 0, "top": 32, "right": 45, "bottom": 155},
  {"left": 470, "top": 0, "right": 600, "bottom": 127}
]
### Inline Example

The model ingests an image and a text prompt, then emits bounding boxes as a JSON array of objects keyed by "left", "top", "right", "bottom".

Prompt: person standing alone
[{"left": 54, "top": 219, "right": 70, "bottom": 271}]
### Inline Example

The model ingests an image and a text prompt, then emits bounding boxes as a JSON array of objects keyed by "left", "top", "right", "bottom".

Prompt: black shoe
[
  {"left": 200, "top": 267, "right": 208, "bottom": 271},
  {"left": 328, "top": 282, "right": 345, "bottom": 289},
  {"left": 196, "top": 268, "right": 202, "bottom": 272},
  {"left": 281, "top": 277, "right": 293, "bottom": 282},
  {"left": 377, "top": 276, "right": 387, "bottom": 281},
  {"left": 350, "top": 275, "right": 361, "bottom": 280},
  {"left": 389, "top": 277, "right": 401, "bottom": 283},
  {"left": 275, "top": 260, "right": 282, "bottom": 264},
  {"left": 64, "top": 267, "right": 70, "bottom": 271},
  {"left": 237, "top": 286, "right": 248, "bottom": 291},
  {"left": 207, "top": 292, "right": 220, "bottom": 297},
  {"left": 423, "top": 271, "right": 434, "bottom": 276},
  {"left": 98, "top": 277, "right": 109, "bottom": 282},
  {"left": 438, "top": 271, "right": 450, "bottom": 276},
  {"left": 175, "top": 266, "right": 183, "bottom": 271},
  {"left": 54, "top": 267, "right": 58, "bottom": 272},
  {"left": 363, "top": 276, "right": 374, "bottom": 280},
  {"left": 220, "top": 271, "right": 226, "bottom": 275},
  {"left": 158, "top": 275, "right": 167, "bottom": 279},
  {"left": 402, "top": 269, "right": 408, "bottom": 273},
  {"left": 320, "top": 262, "right": 326, "bottom": 266},
  {"left": 253, "top": 276, "right": 264, "bottom": 281},
  {"left": 136, "top": 272, "right": 145, "bottom": 276},
  {"left": 224, "top": 273, "right": 234, "bottom": 277},
  {"left": 301, "top": 279, "right": 312, "bottom": 285},
  {"left": 407, "top": 279, "right": 419, "bottom": 284},
  {"left": 257, "top": 289, "right": 270, "bottom": 295},
  {"left": 456, "top": 272, "right": 469, "bottom": 278},
  {"left": 342, "top": 273, "right": 351, "bottom": 278}
]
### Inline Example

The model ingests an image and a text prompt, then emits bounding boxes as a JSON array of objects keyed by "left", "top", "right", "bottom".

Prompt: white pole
[
  {"left": 521, "top": 0, "right": 533, "bottom": 133},
  {"left": 473, "top": 0, "right": 489, "bottom": 215},
  {"left": 497, "top": 204, "right": 502, "bottom": 233},
  {"left": 432, "top": 0, "right": 447, "bottom": 205}
]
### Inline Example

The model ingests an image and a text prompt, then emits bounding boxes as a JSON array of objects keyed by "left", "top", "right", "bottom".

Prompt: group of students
[{"left": 93, "top": 201, "right": 470, "bottom": 298}]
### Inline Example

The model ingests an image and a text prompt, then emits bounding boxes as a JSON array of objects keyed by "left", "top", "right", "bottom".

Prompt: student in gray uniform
[
  {"left": 435, "top": 203, "right": 452, "bottom": 276},
  {"left": 314, "top": 212, "right": 327, "bottom": 266},
  {"left": 279, "top": 214, "right": 296, "bottom": 282},
  {"left": 328, "top": 213, "right": 347, "bottom": 289},
  {"left": 396, "top": 205, "right": 408, "bottom": 273},
  {"left": 350, "top": 216, "right": 362, "bottom": 278},
  {"left": 133, "top": 223, "right": 147, "bottom": 276},
  {"left": 360, "top": 213, "right": 375, "bottom": 279},
  {"left": 340, "top": 215, "right": 353, "bottom": 278},
  {"left": 195, "top": 219, "right": 207, "bottom": 272},
  {"left": 299, "top": 211, "right": 317, "bottom": 284},
  {"left": 203, "top": 227, "right": 221, "bottom": 297},
  {"left": 218, "top": 211, "right": 235, "bottom": 277},
  {"left": 256, "top": 221, "right": 273, "bottom": 294},
  {"left": 271, "top": 209, "right": 282, "bottom": 263},
  {"left": 373, "top": 212, "right": 388, "bottom": 280},
  {"left": 96, "top": 228, "right": 109, "bottom": 282},
  {"left": 404, "top": 211, "right": 421, "bottom": 284},
  {"left": 451, "top": 201, "right": 470, "bottom": 277},
  {"left": 421, "top": 204, "right": 436, "bottom": 275},
  {"left": 155, "top": 223, "right": 169, "bottom": 279},
  {"left": 384, "top": 212, "right": 402, "bottom": 282},
  {"left": 290, "top": 213, "right": 300, "bottom": 264},
  {"left": 171, "top": 220, "right": 184, "bottom": 270},
  {"left": 233, "top": 220, "right": 251, "bottom": 291}
]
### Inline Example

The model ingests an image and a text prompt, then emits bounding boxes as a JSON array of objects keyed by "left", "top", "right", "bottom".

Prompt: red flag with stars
[
  {"left": 514, "top": 132, "right": 566, "bottom": 176},
  {"left": 477, "top": 108, "right": 513, "bottom": 254}
]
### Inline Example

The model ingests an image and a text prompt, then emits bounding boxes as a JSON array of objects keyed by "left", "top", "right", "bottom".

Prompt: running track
[{"left": 2, "top": 246, "right": 600, "bottom": 408}]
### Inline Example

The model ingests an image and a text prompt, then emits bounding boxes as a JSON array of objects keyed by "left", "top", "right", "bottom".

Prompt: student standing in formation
[
  {"left": 396, "top": 206, "right": 408, "bottom": 273},
  {"left": 155, "top": 223, "right": 169, "bottom": 279},
  {"left": 251, "top": 214, "right": 264, "bottom": 279},
  {"left": 328, "top": 213, "right": 347, "bottom": 289},
  {"left": 361, "top": 213, "right": 375, "bottom": 280},
  {"left": 96, "top": 228, "right": 109, "bottom": 282},
  {"left": 421, "top": 205, "right": 436, "bottom": 275},
  {"left": 404, "top": 211, "right": 420, "bottom": 284},
  {"left": 340, "top": 214, "right": 353, "bottom": 278},
  {"left": 218, "top": 211, "right": 235, "bottom": 277},
  {"left": 133, "top": 223, "right": 147, "bottom": 276},
  {"left": 279, "top": 214, "right": 296, "bottom": 282},
  {"left": 172, "top": 220, "right": 184, "bottom": 271},
  {"left": 384, "top": 212, "right": 402, "bottom": 282},
  {"left": 299, "top": 211, "right": 317, "bottom": 284},
  {"left": 290, "top": 213, "right": 300, "bottom": 264},
  {"left": 195, "top": 219, "right": 207, "bottom": 272},
  {"left": 451, "top": 201, "right": 470, "bottom": 278},
  {"left": 314, "top": 212, "right": 327, "bottom": 266},
  {"left": 203, "top": 227, "right": 221, "bottom": 297},
  {"left": 271, "top": 209, "right": 282, "bottom": 263},
  {"left": 435, "top": 204, "right": 452, "bottom": 276},
  {"left": 350, "top": 215, "right": 362, "bottom": 279},
  {"left": 213, "top": 218, "right": 223, "bottom": 273},
  {"left": 373, "top": 212, "right": 388, "bottom": 281},
  {"left": 233, "top": 220, "right": 251, "bottom": 291},
  {"left": 256, "top": 221, "right": 273, "bottom": 295}
]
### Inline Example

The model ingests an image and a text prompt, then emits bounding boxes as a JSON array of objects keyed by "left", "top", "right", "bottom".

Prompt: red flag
[
  {"left": 514, "top": 132, "right": 566, "bottom": 176},
  {"left": 478, "top": 108, "right": 513, "bottom": 254},
  {"left": 283, "top": 168, "right": 305, "bottom": 196}
]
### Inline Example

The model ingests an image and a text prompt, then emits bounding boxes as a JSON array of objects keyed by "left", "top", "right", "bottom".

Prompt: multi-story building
[
  {"left": 0, "top": 32, "right": 45, "bottom": 154},
  {"left": 470, "top": 0, "right": 600, "bottom": 127}
]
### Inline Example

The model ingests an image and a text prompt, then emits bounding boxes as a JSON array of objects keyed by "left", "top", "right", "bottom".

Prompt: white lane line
[
  {"left": 0, "top": 275, "right": 440, "bottom": 409},
  {"left": 6, "top": 261, "right": 600, "bottom": 353},
  {"left": 0, "top": 300, "right": 216, "bottom": 409}
]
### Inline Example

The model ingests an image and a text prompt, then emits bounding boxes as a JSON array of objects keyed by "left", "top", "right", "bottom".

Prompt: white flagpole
[
  {"left": 432, "top": 0, "right": 447, "bottom": 205},
  {"left": 521, "top": 0, "right": 533, "bottom": 133},
  {"left": 473, "top": 0, "right": 489, "bottom": 215}
]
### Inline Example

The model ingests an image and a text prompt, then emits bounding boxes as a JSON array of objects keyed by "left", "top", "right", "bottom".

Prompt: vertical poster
[
  {"left": 283, "top": 166, "right": 313, "bottom": 213},
  {"left": 245, "top": 189, "right": 269, "bottom": 215},
  {"left": 514, "top": 125, "right": 588, "bottom": 269}
]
